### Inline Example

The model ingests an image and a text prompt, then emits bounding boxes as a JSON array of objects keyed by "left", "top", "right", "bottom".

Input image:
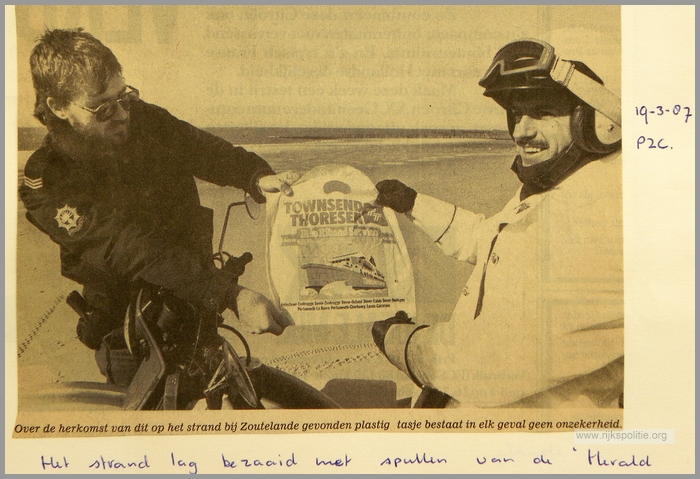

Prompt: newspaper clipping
[{"left": 6, "top": 4, "right": 695, "bottom": 474}]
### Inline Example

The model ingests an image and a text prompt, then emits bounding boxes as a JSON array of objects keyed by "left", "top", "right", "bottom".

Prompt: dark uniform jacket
[{"left": 19, "top": 100, "right": 274, "bottom": 331}]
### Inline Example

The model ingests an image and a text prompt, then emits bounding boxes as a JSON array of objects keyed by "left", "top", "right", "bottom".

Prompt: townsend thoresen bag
[{"left": 266, "top": 164, "right": 416, "bottom": 325}]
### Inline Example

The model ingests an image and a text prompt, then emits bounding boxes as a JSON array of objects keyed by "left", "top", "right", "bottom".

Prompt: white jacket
[{"left": 384, "top": 151, "right": 624, "bottom": 407}]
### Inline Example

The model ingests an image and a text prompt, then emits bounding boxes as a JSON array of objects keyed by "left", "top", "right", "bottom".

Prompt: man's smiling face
[{"left": 510, "top": 91, "right": 575, "bottom": 166}]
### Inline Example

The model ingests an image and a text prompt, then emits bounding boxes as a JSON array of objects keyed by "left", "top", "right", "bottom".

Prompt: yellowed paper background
[{"left": 5, "top": 4, "right": 694, "bottom": 473}]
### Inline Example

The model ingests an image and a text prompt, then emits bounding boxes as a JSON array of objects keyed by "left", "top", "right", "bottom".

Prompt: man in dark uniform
[{"left": 19, "top": 28, "right": 298, "bottom": 384}]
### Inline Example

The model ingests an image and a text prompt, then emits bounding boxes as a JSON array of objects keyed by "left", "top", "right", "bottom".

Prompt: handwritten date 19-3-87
[{"left": 635, "top": 105, "right": 692, "bottom": 124}]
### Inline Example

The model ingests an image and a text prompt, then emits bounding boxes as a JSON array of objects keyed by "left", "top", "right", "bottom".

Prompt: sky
[{"left": 14, "top": 5, "right": 620, "bottom": 130}]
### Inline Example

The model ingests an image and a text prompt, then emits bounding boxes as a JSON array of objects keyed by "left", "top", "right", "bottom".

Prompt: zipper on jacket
[{"left": 474, "top": 223, "right": 507, "bottom": 319}]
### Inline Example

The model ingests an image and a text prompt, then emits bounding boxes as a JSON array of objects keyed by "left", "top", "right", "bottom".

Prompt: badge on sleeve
[
  {"left": 55, "top": 204, "right": 85, "bottom": 235},
  {"left": 23, "top": 176, "right": 43, "bottom": 189}
]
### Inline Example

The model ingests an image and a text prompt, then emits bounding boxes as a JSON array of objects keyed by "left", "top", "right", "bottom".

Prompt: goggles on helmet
[
  {"left": 479, "top": 39, "right": 557, "bottom": 90},
  {"left": 479, "top": 38, "right": 621, "bottom": 128}
]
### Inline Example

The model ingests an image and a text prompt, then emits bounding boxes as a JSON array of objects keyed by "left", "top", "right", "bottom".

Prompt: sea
[{"left": 17, "top": 126, "right": 513, "bottom": 172}]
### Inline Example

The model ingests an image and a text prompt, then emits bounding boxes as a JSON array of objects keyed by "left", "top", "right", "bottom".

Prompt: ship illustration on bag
[{"left": 301, "top": 251, "right": 387, "bottom": 292}]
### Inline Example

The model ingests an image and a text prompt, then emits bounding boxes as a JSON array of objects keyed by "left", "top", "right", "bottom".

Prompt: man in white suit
[{"left": 372, "top": 39, "right": 623, "bottom": 408}]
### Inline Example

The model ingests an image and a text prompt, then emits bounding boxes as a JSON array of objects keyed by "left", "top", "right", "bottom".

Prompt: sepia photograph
[
  {"left": 14, "top": 3, "right": 622, "bottom": 414},
  {"left": 6, "top": 3, "right": 695, "bottom": 474}
]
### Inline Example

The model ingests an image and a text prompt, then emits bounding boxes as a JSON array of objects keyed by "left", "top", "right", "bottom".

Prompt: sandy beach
[{"left": 14, "top": 137, "right": 519, "bottom": 408}]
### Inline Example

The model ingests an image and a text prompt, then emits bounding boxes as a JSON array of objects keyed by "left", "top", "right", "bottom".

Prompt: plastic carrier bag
[{"left": 266, "top": 164, "right": 416, "bottom": 325}]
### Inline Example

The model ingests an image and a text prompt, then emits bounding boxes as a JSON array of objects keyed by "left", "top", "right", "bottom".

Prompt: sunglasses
[{"left": 73, "top": 85, "right": 140, "bottom": 122}]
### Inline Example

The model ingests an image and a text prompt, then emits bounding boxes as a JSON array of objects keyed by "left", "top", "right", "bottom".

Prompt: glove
[
  {"left": 67, "top": 291, "right": 111, "bottom": 350},
  {"left": 375, "top": 179, "right": 417, "bottom": 214},
  {"left": 76, "top": 311, "right": 111, "bottom": 350},
  {"left": 372, "top": 310, "right": 414, "bottom": 356}
]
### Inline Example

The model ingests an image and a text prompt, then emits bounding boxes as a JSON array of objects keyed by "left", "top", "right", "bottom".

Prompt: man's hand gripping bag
[{"left": 266, "top": 165, "right": 416, "bottom": 325}]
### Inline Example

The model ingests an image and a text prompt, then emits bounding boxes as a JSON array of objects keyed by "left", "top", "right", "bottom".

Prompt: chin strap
[
  {"left": 551, "top": 58, "right": 622, "bottom": 128},
  {"left": 512, "top": 143, "right": 602, "bottom": 199}
]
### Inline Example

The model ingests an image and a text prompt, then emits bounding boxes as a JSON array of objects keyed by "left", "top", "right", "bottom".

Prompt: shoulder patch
[
  {"left": 54, "top": 204, "right": 85, "bottom": 235},
  {"left": 22, "top": 146, "right": 53, "bottom": 190}
]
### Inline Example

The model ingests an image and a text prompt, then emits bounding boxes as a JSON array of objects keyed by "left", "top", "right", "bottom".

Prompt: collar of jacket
[{"left": 511, "top": 143, "right": 611, "bottom": 200}]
